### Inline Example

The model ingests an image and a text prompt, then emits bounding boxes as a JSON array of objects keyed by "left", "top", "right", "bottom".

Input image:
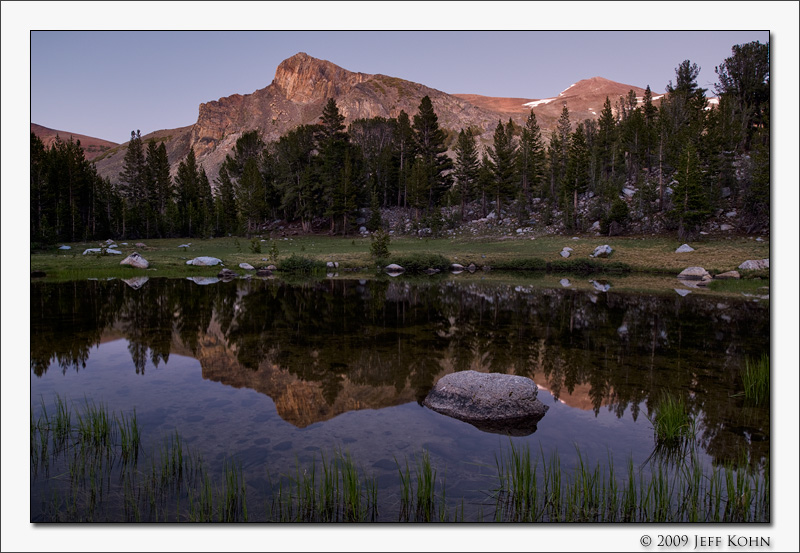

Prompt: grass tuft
[
  {"left": 648, "top": 393, "right": 695, "bottom": 446},
  {"left": 740, "top": 354, "right": 769, "bottom": 405}
]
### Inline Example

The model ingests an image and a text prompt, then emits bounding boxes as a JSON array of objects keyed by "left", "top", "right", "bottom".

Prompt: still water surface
[{"left": 30, "top": 275, "right": 769, "bottom": 521}]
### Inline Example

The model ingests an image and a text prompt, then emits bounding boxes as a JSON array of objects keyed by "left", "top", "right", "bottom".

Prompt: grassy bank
[
  {"left": 31, "top": 395, "right": 769, "bottom": 523},
  {"left": 31, "top": 234, "right": 770, "bottom": 281}
]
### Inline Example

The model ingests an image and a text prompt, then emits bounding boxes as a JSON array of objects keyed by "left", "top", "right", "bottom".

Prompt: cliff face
[{"left": 92, "top": 53, "right": 654, "bottom": 187}]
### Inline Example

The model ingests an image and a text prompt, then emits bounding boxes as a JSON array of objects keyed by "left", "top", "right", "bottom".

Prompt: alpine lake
[{"left": 30, "top": 271, "right": 770, "bottom": 523}]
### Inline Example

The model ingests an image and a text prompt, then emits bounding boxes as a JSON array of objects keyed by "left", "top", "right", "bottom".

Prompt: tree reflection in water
[{"left": 31, "top": 277, "right": 769, "bottom": 468}]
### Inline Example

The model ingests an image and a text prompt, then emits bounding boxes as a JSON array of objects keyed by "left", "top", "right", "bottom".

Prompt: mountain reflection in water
[{"left": 31, "top": 276, "right": 769, "bottom": 467}]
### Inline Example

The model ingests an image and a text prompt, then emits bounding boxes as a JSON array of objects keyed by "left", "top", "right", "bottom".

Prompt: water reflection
[{"left": 31, "top": 277, "right": 769, "bottom": 466}]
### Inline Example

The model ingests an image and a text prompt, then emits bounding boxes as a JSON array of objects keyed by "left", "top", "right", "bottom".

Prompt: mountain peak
[{"left": 272, "top": 52, "right": 371, "bottom": 104}]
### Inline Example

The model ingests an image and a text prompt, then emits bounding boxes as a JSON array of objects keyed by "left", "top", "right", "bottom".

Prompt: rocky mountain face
[
  {"left": 77, "top": 53, "right": 656, "bottom": 186},
  {"left": 31, "top": 123, "right": 119, "bottom": 161}
]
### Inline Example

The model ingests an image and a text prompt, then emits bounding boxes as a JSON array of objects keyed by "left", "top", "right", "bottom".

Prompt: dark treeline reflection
[{"left": 31, "top": 277, "right": 769, "bottom": 466}]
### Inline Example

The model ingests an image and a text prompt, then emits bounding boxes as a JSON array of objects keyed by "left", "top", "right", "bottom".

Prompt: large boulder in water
[{"left": 423, "top": 371, "right": 548, "bottom": 436}]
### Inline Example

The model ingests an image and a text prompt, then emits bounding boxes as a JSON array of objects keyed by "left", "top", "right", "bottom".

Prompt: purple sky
[
  {"left": 3, "top": 3, "right": 800, "bottom": 553},
  {"left": 30, "top": 29, "right": 769, "bottom": 143}
]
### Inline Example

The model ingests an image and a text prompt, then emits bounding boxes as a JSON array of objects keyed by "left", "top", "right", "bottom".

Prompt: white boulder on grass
[
  {"left": 714, "top": 270, "right": 740, "bottom": 280},
  {"left": 59, "top": 245, "right": 71, "bottom": 250},
  {"left": 106, "top": 249, "right": 123, "bottom": 255},
  {"left": 83, "top": 248, "right": 102, "bottom": 255},
  {"left": 186, "top": 256, "right": 223, "bottom": 267},
  {"left": 677, "top": 267, "right": 711, "bottom": 280},
  {"left": 120, "top": 252, "right": 149, "bottom": 269},
  {"left": 560, "top": 250, "right": 570, "bottom": 258},
  {"left": 239, "top": 263, "right": 255, "bottom": 270},
  {"left": 738, "top": 259, "right": 769, "bottom": 271},
  {"left": 675, "top": 244, "right": 695, "bottom": 253},
  {"left": 590, "top": 245, "right": 613, "bottom": 258}
]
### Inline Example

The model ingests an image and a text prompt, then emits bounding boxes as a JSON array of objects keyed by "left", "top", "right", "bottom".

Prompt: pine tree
[
  {"left": 487, "top": 119, "right": 518, "bottom": 216},
  {"left": 119, "top": 130, "right": 146, "bottom": 237},
  {"left": 412, "top": 96, "right": 452, "bottom": 210},
  {"left": 214, "top": 165, "right": 239, "bottom": 235},
  {"left": 714, "top": 40, "right": 769, "bottom": 151},
  {"left": 597, "top": 97, "right": 617, "bottom": 182},
  {"left": 238, "top": 156, "right": 265, "bottom": 235},
  {"left": 316, "top": 98, "right": 353, "bottom": 232},
  {"left": 670, "top": 142, "right": 710, "bottom": 240},
  {"left": 394, "top": 110, "right": 416, "bottom": 208},
  {"left": 564, "top": 123, "right": 590, "bottom": 229},
  {"left": 518, "top": 110, "right": 546, "bottom": 205},
  {"left": 175, "top": 148, "right": 200, "bottom": 236},
  {"left": 453, "top": 128, "right": 480, "bottom": 219},
  {"left": 642, "top": 85, "right": 659, "bottom": 172}
]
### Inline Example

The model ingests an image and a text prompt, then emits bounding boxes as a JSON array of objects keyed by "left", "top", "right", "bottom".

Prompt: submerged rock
[{"left": 423, "top": 371, "right": 548, "bottom": 436}]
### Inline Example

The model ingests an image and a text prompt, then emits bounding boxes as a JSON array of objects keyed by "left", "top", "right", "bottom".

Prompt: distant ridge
[{"left": 30, "top": 123, "right": 118, "bottom": 161}]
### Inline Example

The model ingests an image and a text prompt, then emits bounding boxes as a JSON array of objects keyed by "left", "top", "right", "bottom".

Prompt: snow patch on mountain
[
  {"left": 523, "top": 98, "right": 555, "bottom": 108},
  {"left": 559, "top": 83, "right": 576, "bottom": 96}
]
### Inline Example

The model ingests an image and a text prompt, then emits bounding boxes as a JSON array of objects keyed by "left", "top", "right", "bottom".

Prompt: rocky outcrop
[
  {"left": 423, "top": 371, "right": 549, "bottom": 436},
  {"left": 93, "top": 53, "right": 506, "bottom": 186},
  {"left": 273, "top": 52, "right": 370, "bottom": 104}
]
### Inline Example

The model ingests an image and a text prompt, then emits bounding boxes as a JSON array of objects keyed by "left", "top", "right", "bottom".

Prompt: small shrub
[
  {"left": 492, "top": 258, "right": 547, "bottom": 271},
  {"left": 370, "top": 229, "right": 391, "bottom": 259},
  {"left": 600, "top": 198, "right": 630, "bottom": 235},
  {"left": 278, "top": 254, "right": 321, "bottom": 274},
  {"left": 387, "top": 253, "right": 450, "bottom": 274},
  {"left": 269, "top": 240, "right": 280, "bottom": 264},
  {"left": 249, "top": 238, "right": 262, "bottom": 254},
  {"left": 547, "top": 259, "right": 631, "bottom": 273}
]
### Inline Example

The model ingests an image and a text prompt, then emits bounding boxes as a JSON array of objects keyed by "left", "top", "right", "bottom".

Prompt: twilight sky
[
  {"left": 30, "top": 29, "right": 769, "bottom": 143},
  {"left": 3, "top": 2, "right": 800, "bottom": 553}
]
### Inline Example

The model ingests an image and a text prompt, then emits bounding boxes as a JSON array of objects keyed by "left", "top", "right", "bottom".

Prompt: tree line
[{"left": 31, "top": 41, "right": 768, "bottom": 244}]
